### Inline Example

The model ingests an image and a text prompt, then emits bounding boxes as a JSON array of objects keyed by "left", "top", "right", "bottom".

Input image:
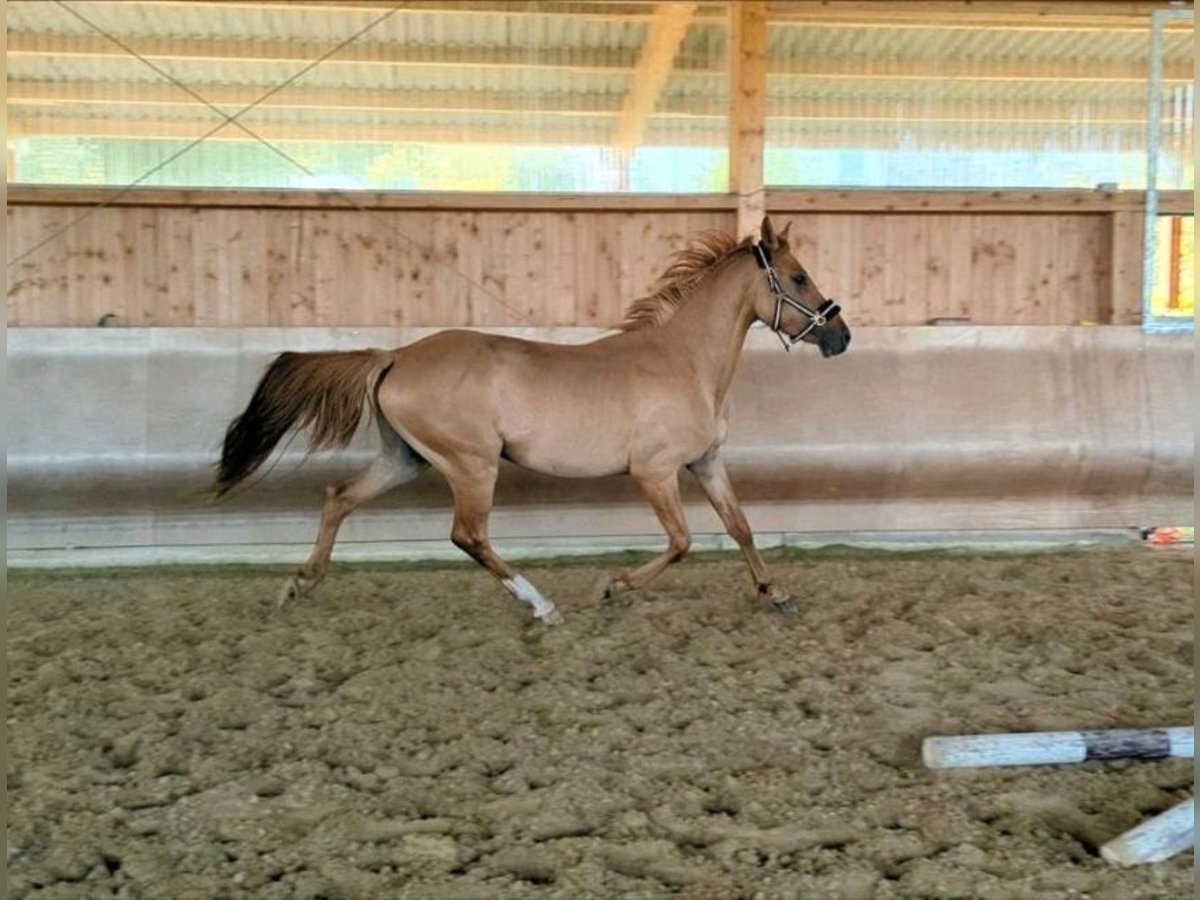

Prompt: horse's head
[{"left": 749, "top": 216, "right": 850, "bottom": 358}]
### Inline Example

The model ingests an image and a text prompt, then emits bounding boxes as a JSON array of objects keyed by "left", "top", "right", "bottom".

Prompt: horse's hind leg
[
  {"left": 443, "top": 459, "right": 562, "bottom": 625},
  {"left": 602, "top": 470, "right": 691, "bottom": 598},
  {"left": 280, "top": 428, "right": 426, "bottom": 609},
  {"left": 688, "top": 453, "right": 794, "bottom": 614}
]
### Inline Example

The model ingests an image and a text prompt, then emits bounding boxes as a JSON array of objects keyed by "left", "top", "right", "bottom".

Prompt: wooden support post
[{"left": 728, "top": 0, "right": 767, "bottom": 240}]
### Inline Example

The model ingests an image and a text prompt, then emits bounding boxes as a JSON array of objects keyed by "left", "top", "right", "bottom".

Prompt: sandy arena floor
[{"left": 7, "top": 548, "right": 1194, "bottom": 899}]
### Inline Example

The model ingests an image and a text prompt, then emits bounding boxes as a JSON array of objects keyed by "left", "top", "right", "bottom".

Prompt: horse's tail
[{"left": 214, "top": 349, "right": 394, "bottom": 498}]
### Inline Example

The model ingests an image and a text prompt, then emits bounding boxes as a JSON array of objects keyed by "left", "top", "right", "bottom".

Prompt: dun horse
[{"left": 215, "top": 217, "right": 850, "bottom": 624}]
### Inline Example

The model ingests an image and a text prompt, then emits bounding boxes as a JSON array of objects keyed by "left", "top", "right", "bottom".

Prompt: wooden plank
[
  {"left": 7, "top": 206, "right": 72, "bottom": 325},
  {"left": 1053, "top": 214, "right": 1096, "bottom": 324},
  {"left": 10, "top": 96, "right": 1167, "bottom": 130},
  {"left": 1108, "top": 210, "right": 1145, "bottom": 325},
  {"left": 391, "top": 211, "right": 440, "bottom": 326},
  {"left": 770, "top": 189, "right": 1194, "bottom": 215},
  {"left": 768, "top": 1, "right": 1192, "bottom": 32},
  {"left": 968, "top": 215, "right": 1021, "bottom": 325},
  {"left": 5, "top": 31, "right": 646, "bottom": 72},
  {"left": 8, "top": 81, "right": 628, "bottom": 115},
  {"left": 614, "top": 2, "right": 698, "bottom": 149},
  {"left": 728, "top": 0, "right": 767, "bottom": 240},
  {"left": 434, "top": 211, "right": 482, "bottom": 329},
  {"left": 68, "top": 0, "right": 696, "bottom": 23},
  {"left": 7, "top": 115, "right": 620, "bottom": 148},
  {"left": 163, "top": 208, "right": 198, "bottom": 325},
  {"left": 768, "top": 56, "right": 1193, "bottom": 84},
  {"left": 2, "top": 202, "right": 1129, "bottom": 329},
  {"left": 12, "top": 185, "right": 1183, "bottom": 216},
  {"left": 921, "top": 217, "right": 952, "bottom": 321},
  {"left": 6, "top": 113, "right": 1156, "bottom": 151},
  {"left": 5, "top": 186, "right": 738, "bottom": 212}
]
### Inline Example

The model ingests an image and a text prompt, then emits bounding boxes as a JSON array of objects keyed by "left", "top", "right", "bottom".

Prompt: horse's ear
[
  {"left": 760, "top": 215, "right": 778, "bottom": 249},
  {"left": 778, "top": 221, "right": 792, "bottom": 248}
]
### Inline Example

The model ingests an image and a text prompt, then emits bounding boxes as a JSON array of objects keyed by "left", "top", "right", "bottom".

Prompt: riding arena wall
[{"left": 7, "top": 320, "right": 1192, "bottom": 565}]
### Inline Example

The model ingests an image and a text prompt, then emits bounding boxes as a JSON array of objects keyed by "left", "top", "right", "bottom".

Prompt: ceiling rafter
[
  {"left": 614, "top": 2, "right": 697, "bottom": 148},
  {"left": 9, "top": 114, "right": 1151, "bottom": 150},
  {"left": 8, "top": 82, "right": 626, "bottom": 115},
  {"left": 5, "top": 32, "right": 649, "bottom": 72},
  {"left": 10, "top": 95, "right": 1159, "bottom": 126},
  {"left": 41, "top": 0, "right": 728, "bottom": 23},
  {"left": 15, "top": 0, "right": 1182, "bottom": 30},
  {"left": 8, "top": 32, "right": 1190, "bottom": 82}
]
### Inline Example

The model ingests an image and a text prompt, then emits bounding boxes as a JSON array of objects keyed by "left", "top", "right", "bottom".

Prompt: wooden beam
[
  {"left": 8, "top": 82, "right": 625, "bottom": 116},
  {"left": 4, "top": 185, "right": 739, "bottom": 211},
  {"left": 9, "top": 31, "right": 1190, "bottom": 84},
  {"left": 770, "top": 57, "right": 1194, "bottom": 85},
  {"left": 767, "top": 1, "right": 1194, "bottom": 32},
  {"left": 8, "top": 82, "right": 1166, "bottom": 126},
  {"left": 8, "top": 185, "right": 1189, "bottom": 215},
  {"left": 729, "top": 0, "right": 767, "bottom": 240},
  {"left": 19, "top": 0, "right": 1175, "bottom": 29},
  {"left": 6, "top": 116, "right": 618, "bottom": 146},
  {"left": 5, "top": 31, "right": 644, "bottom": 72},
  {"left": 69, "top": 0, "right": 728, "bottom": 22},
  {"left": 614, "top": 2, "right": 697, "bottom": 149},
  {"left": 769, "top": 189, "right": 1194, "bottom": 215},
  {"left": 12, "top": 112, "right": 1167, "bottom": 151}
]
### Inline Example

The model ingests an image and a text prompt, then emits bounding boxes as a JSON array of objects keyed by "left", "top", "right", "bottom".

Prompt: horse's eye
[{"left": 792, "top": 273, "right": 807, "bottom": 288}]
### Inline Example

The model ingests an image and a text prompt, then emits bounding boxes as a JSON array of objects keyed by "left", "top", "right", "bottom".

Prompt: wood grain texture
[
  {"left": 7, "top": 198, "right": 1123, "bottom": 328},
  {"left": 10, "top": 186, "right": 1190, "bottom": 214}
]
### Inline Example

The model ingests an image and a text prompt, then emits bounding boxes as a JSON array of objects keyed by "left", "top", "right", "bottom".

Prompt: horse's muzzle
[{"left": 819, "top": 329, "right": 851, "bottom": 358}]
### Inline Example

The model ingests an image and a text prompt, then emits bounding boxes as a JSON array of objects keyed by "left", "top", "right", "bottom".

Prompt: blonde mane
[{"left": 619, "top": 231, "right": 753, "bottom": 331}]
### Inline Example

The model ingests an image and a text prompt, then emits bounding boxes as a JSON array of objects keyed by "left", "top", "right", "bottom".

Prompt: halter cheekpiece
[{"left": 751, "top": 242, "right": 840, "bottom": 351}]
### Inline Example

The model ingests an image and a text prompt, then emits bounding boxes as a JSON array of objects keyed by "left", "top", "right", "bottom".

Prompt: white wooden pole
[
  {"left": 922, "top": 727, "right": 1193, "bottom": 769},
  {"left": 1100, "top": 797, "right": 1195, "bottom": 865}
]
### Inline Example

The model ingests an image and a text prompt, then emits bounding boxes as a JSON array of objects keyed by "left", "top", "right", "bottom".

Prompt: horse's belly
[{"left": 503, "top": 429, "right": 629, "bottom": 478}]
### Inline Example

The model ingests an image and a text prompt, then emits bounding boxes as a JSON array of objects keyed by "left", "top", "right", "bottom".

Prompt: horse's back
[{"left": 380, "top": 328, "right": 645, "bottom": 477}]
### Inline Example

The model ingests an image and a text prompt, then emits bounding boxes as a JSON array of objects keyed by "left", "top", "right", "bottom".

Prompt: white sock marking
[{"left": 503, "top": 575, "right": 557, "bottom": 619}]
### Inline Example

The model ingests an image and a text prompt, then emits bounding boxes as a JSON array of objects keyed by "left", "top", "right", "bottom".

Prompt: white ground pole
[
  {"left": 923, "top": 727, "right": 1194, "bottom": 865},
  {"left": 922, "top": 727, "right": 1194, "bottom": 769},
  {"left": 1101, "top": 797, "right": 1195, "bottom": 866}
]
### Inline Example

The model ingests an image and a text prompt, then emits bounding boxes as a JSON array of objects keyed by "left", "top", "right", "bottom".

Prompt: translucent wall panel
[
  {"left": 764, "top": 14, "right": 1192, "bottom": 189},
  {"left": 7, "top": 0, "right": 728, "bottom": 192}
]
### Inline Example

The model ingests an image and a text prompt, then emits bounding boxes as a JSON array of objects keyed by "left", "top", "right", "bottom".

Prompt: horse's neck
[{"left": 660, "top": 260, "right": 757, "bottom": 407}]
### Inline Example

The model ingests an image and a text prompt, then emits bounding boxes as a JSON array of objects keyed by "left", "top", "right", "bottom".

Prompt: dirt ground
[{"left": 7, "top": 548, "right": 1194, "bottom": 899}]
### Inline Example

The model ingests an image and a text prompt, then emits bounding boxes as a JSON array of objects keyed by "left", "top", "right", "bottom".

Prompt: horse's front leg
[
  {"left": 687, "top": 454, "right": 796, "bottom": 615},
  {"left": 602, "top": 470, "right": 691, "bottom": 598}
]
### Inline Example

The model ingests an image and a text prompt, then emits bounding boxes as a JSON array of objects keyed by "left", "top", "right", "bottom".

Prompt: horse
[{"left": 214, "top": 216, "right": 851, "bottom": 624}]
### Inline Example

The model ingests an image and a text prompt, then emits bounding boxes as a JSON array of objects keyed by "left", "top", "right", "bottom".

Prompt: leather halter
[{"left": 751, "top": 242, "right": 841, "bottom": 351}]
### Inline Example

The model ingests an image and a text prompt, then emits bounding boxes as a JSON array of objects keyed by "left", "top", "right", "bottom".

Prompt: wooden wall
[{"left": 7, "top": 187, "right": 1189, "bottom": 328}]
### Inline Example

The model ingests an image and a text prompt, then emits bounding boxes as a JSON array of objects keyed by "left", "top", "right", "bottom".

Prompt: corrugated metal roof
[{"left": 6, "top": 0, "right": 1193, "bottom": 158}]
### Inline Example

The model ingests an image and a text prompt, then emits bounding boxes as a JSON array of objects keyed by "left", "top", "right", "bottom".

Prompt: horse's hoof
[
  {"left": 275, "top": 577, "right": 304, "bottom": 613},
  {"left": 539, "top": 608, "right": 565, "bottom": 627},
  {"left": 592, "top": 575, "right": 625, "bottom": 602},
  {"left": 606, "top": 576, "right": 633, "bottom": 600},
  {"left": 772, "top": 597, "right": 798, "bottom": 616}
]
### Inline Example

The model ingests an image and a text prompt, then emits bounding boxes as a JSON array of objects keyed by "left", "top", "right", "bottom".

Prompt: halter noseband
[{"left": 751, "top": 242, "right": 841, "bottom": 351}]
